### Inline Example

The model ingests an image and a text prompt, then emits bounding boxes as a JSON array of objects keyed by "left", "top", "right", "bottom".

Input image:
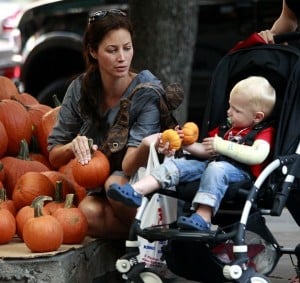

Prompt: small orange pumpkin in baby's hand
[
  {"left": 161, "top": 129, "right": 182, "bottom": 150},
  {"left": 182, "top": 122, "right": 199, "bottom": 145}
]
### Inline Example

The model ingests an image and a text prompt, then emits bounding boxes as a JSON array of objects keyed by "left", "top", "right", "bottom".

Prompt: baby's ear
[{"left": 254, "top": 111, "right": 265, "bottom": 123}]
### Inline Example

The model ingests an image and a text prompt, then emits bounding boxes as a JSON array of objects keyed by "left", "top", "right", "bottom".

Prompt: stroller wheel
[
  {"left": 223, "top": 265, "right": 242, "bottom": 279},
  {"left": 249, "top": 276, "right": 271, "bottom": 283},
  {"left": 129, "top": 271, "right": 163, "bottom": 283}
]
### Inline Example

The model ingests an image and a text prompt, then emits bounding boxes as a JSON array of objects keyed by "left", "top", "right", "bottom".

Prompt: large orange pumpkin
[
  {"left": 72, "top": 150, "right": 110, "bottom": 189},
  {"left": 1, "top": 139, "right": 50, "bottom": 198},
  {"left": 0, "top": 121, "right": 8, "bottom": 157},
  {"left": 182, "top": 122, "right": 199, "bottom": 145},
  {"left": 161, "top": 129, "right": 182, "bottom": 150},
  {"left": 0, "top": 76, "right": 19, "bottom": 100},
  {"left": 59, "top": 161, "right": 87, "bottom": 205},
  {"left": 52, "top": 194, "right": 88, "bottom": 244},
  {"left": 15, "top": 195, "right": 50, "bottom": 239},
  {"left": 36, "top": 105, "right": 61, "bottom": 158},
  {"left": 0, "top": 208, "right": 16, "bottom": 244},
  {"left": 11, "top": 92, "right": 39, "bottom": 105},
  {"left": 0, "top": 188, "right": 16, "bottom": 216},
  {"left": 23, "top": 196, "right": 63, "bottom": 252},
  {"left": 24, "top": 103, "right": 52, "bottom": 137},
  {"left": 0, "top": 99, "right": 32, "bottom": 155},
  {"left": 12, "top": 172, "right": 55, "bottom": 210}
]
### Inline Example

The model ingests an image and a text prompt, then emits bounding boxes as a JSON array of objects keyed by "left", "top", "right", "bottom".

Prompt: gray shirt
[{"left": 48, "top": 70, "right": 162, "bottom": 154}]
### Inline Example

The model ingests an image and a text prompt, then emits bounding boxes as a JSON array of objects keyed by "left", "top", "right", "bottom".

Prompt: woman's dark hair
[{"left": 79, "top": 11, "right": 133, "bottom": 127}]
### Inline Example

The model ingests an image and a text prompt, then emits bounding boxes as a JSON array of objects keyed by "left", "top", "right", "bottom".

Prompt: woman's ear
[
  {"left": 89, "top": 46, "right": 97, "bottom": 59},
  {"left": 254, "top": 111, "right": 265, "bottom": 124}
]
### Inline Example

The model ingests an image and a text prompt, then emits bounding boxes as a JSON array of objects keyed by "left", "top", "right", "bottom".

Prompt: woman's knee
[
  {"left": 78, "top": 195, "right": 131, "bottom": 238},
  {"left": 104, "top": 174, "right": 129, "bottom": 192},
  {"left": 78, "top": 195, "right": 105, "bottom": 221}
]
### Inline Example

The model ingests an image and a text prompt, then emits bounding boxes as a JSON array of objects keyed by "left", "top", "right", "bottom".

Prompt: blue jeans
[{"left": 151, "top": 158, "right": 251, "bottom": 215}]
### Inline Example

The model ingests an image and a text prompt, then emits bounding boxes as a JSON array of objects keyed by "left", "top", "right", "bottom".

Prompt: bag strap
[
  {"left": 100, "top": 83, "right": 165, "bottom": 156},
  {"left": 100, "top": 97, "right": 131, "bottom": 156},
  {"left": 127, "top": 82, "right": 163, "bottom": 100}
]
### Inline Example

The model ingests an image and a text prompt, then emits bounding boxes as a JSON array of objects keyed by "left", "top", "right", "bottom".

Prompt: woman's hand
[
  {"left": 71, "top": 135, "right": 98, "bottom": 165},
  {"left": 157, "top": 134, "right": 176, "bottom": 157},
  {"left": 157, "top": 125, "right": 182, "bottom": 157},
  {"left": 258, "top": 29, "right": 276, "bottom": 44},
  {"left": 141, "top": 133, "right": 160, "bottom": 147},
  {"left": 141, "top": 132, "right": 175, "bottom": 157}
]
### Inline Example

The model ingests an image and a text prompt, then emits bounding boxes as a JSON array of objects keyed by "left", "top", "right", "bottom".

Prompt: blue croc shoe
[
  {"left": 108, "top": 183, "right": 142, "bottom": 208},
  {"left": 177, "top": 213, "right": 211, "bottom": 231}
]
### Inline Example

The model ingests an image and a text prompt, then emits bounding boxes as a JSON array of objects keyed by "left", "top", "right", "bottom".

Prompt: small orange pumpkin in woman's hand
[
  {"left": 182, "top": 122, "right": 199, "bottom": 145},
  {"left": 161, "top": 129, "right": 182, "bottom": 150}
]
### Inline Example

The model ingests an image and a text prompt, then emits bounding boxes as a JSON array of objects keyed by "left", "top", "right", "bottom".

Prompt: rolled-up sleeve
[
  {"left": 127, "top": 87, "right": 161, "bottom": 147},
  {"left": 47, "top": 79, "right": 83, "bottom": 152}
]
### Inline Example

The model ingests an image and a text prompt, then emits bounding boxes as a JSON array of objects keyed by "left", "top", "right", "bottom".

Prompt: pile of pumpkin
[
  {"left": 0, "top": 76, "right": 110, "bottom": 253},
  {"left": 0, "top": 76, "right": 200, "bottom": 253}
]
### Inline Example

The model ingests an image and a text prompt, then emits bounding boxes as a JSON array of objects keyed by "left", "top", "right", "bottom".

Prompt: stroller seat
[{"left": 115, "top": 35, "right": 300, "bottom": 283}]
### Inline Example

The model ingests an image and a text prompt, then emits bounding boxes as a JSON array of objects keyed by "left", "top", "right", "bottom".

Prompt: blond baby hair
[{"left": 230, "top": 76, "right": 276, "bottom": 118}]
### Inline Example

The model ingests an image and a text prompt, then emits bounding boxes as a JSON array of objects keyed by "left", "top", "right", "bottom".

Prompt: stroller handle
[{"left": 274, "top": 32, "right": 300, "bottom": 44}]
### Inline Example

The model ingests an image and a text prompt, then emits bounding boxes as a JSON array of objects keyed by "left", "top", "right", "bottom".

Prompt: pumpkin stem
[
  {"left": 30, "top": 195, "right": 47, "bottom": 207},
  {"left": 0, "top": 188, "right": 6, "bottom": 201},
  {"left": 54, "top": 180, "right": 64, "bottom": 202},
  {"left": 17, "top": 139, "right": 31, "bottom": 161},
  {"left": 32, "top": 196, "right": 53, "bottom": 215},
  {"left": 64, "top": 194, "right": 75, "bottom": 208}
]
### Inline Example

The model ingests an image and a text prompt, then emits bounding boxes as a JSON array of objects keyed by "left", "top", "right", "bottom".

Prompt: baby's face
[{"left": 227, "top": 93, "right": 256, "bottom": 128}]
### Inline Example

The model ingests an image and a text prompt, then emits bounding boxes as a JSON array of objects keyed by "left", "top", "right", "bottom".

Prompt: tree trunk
[{"left": 129, "top": 0, "right": 199, "bottom": 124}]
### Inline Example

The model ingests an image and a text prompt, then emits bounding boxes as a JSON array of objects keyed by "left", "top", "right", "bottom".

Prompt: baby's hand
[{"left": 202, "top": 136, "right": 218, "bottom": 158}]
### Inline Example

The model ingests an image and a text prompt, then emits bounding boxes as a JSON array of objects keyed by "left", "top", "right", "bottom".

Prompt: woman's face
[
  {"left": 227, "top": 93, "right": 256, "bottom": 128},
  {"left": 92, "top": 28, "right": 134, "bottom": 79}
]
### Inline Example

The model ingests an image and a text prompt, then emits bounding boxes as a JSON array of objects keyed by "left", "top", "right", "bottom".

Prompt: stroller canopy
[{"left": 200, "top": 43, "right": 300, "bottom": 157}]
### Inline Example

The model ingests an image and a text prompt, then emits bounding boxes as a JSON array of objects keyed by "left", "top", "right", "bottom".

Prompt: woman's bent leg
[{"left": 79, "top": 174, "right": 136, "bottom": 239}]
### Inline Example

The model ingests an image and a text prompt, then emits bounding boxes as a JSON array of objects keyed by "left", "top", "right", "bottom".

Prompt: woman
[
  {"left": 259, "top": 0, "right": 300, "bottom": 44},
  {"left": 47, "top": 9, "right": 163, "bottom": 239}
]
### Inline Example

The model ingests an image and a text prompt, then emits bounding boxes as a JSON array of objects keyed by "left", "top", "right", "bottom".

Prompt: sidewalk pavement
[
  {"left": 264, "top": 208, "right": 300, "bottom": 283},
  {"left": 168, "top": 208, "right": 300, "bottom": 283},
  {"left": 95, "top": 208, "right": 300, "bottom": 283}
]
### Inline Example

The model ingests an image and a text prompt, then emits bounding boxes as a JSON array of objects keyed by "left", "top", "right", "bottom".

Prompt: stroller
[{"left": 114, "top": 33, "right": 300, "bottom": 283}]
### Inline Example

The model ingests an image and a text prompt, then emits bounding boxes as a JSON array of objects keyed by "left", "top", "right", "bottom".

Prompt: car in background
[
  {"left": 0, "top": 0, "right": 284, "bottom": 123},
  {"left": 0, "top": 0, "right": 41, "bottom": 81}
]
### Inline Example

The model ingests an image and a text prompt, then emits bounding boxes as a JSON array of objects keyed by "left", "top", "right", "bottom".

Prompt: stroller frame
[{"left": 115, "top": 38, "right": 300, "bottom": 283}]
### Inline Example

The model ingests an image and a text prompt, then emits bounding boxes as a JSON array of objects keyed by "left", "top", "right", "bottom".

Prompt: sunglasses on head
[{"left": 88, "top": 9, "right": 127, "bottom": 24}]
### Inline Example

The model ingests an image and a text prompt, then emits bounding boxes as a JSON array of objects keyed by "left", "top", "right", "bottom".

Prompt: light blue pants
[{"left": 151, "top": 158, "right": 250, "bottom": 215}]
